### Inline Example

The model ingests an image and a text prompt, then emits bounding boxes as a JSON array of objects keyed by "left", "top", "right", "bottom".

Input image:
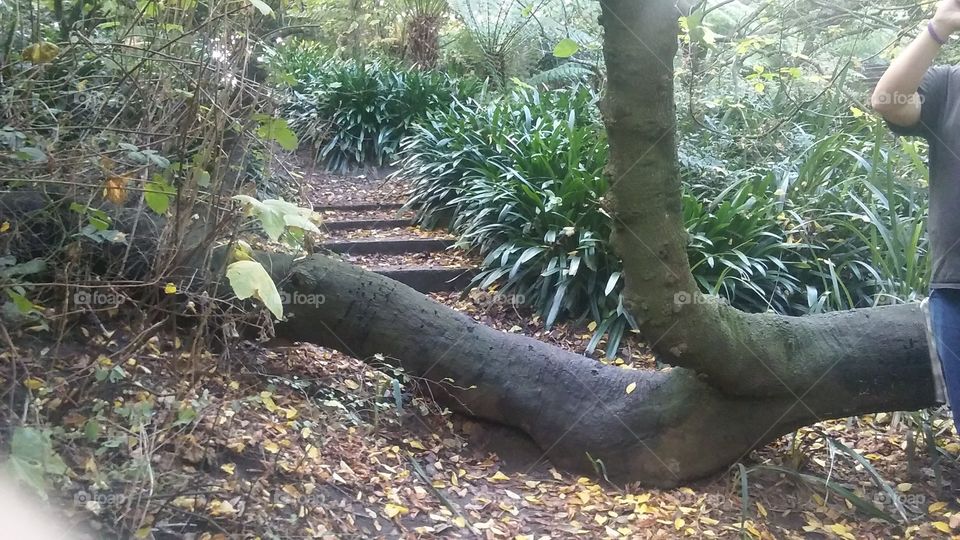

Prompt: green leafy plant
[
  {"left": 227, "top": 196, "right": 322, "bottom": 319},
  {"left": 271, "top": 45, "right": 482, "bottom": 172}
]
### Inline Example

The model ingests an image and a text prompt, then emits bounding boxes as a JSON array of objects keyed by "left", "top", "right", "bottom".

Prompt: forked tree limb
[{"left": 599, "top": 0, "right": 936, "bottom": 399}]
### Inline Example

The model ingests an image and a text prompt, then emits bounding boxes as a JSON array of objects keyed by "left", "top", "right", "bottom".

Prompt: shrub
[
  {"left": 397, "top": 84, "right": 932, "bottom": 357},
  {"left": 396, "top": 87, "right": 631, "bottom": 354},
  {"left": 270, "top": 44, "right": 483, "bottom": 172}
]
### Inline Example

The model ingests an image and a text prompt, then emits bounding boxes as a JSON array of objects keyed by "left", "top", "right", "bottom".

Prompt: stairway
[{"left": 316, "top": 202, "right": 476, "bottom": 293}]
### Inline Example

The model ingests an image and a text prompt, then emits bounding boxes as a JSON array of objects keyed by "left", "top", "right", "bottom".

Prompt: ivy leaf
[
  {"left": 553, "top": 38, "right": 579, "bottom": 58},
  {"left": 226, "top": 260, "right": 283, "bottom": 319}
]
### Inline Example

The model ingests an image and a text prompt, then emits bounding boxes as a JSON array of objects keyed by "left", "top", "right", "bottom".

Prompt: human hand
[{"left": 932, "top": 0, "right": 960, "bottom": 37}]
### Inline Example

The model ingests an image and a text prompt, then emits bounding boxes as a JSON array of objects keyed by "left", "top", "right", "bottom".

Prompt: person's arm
[{"left": 872, "top": 0, "right": 960, "bottom": 128}]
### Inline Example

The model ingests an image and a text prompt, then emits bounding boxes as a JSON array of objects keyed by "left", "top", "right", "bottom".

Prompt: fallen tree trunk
[{"left": 263, "top": 252, "right": 935, "bottom": 486}]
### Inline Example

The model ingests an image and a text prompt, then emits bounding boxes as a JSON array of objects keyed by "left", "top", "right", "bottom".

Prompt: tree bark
[{"left": 261, "top": 253, "right": 935, "bottom": 486}]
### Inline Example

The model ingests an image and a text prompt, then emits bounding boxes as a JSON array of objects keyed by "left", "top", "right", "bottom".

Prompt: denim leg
[{"left": 928, "top": 288, "right": 960, "bottom": 433}]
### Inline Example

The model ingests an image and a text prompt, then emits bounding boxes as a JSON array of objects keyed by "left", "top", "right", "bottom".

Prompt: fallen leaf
[
  {"left": 489, "top": 471, "right": 510, "bottom": 482},
  {"left": 384, "top": 503, "right": 409, "bottom": 518}
]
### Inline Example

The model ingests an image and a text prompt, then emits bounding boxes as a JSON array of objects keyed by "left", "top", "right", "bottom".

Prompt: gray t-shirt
[{"left": 887, "top": 65, "right": 960, "bottom": 288}]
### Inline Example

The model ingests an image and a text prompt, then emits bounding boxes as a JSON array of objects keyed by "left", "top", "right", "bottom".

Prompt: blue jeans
[{"left": 928, "top": 288, "right": 960, "bottom": 432}]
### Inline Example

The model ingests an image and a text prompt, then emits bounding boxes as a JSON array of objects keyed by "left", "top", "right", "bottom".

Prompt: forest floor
[{"left": 7, "top": 159, "right": 960, "bottom": 539}]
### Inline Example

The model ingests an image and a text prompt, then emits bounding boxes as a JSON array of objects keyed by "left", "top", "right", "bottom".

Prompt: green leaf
[
  {"left": 553, "top": 38, "right": 579, "bottom": 58},
  {"left": 192, "top": 167, "right": 211, "bottom": 188},
  {"left": 226, "top": 260, "right": 283, "bottom": 319},
  {"left": 145, "top": 178, "right": 175, "bottom": 214},
  {"left": 6, "top": 290, "right": 36, "bottom": 314},
  {"left": 282, "top": 213, "right": 321, "bottom": 235},
  {"left": 256, "top": 116, "right": 298, "bottom": 150},
  {"left": 14, "top": 147, "right": 47, "bottom": 162},
  {"left": 233, "top": 196, "right": 317, "bottom": 241},
  {"left": 83, "top": 419, "right": 101, "bottom": 442},
  {"left": 6, "top": 427, "right": 68, "bottom": 498}
]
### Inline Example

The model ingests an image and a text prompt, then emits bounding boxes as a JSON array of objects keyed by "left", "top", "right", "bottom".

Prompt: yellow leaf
[
  {"left": 674, "top": 518, "right": 684, "bottom": 530},
  {"left": 929, "top": 501, "right": 948, "bottom": 514},
  {"left": 408, "top": 439, "right": 426, "bottom": 450},
  {"left": 453, "top": 516, "right": 466, "bottom": 528},
  {"left": 284, "top": 407, "right": 298, "bottom": 420},
  {"left": 932, "top": 522, "right": 951, "bottom": 533},
  {"left": 850, "top": 106, "right": 864, "bottom": 118},
  {"left": 23, "top": 378, "right": 43, "bottom": 390},
  {"left": 489, "top": 471, "right": 510, "bottom": 482},
  {"left": 208, "top": 500, "right": 236, "bottom": 516},
  {"left": 172, "top": 496, "right": 198, "bottom": 510},
  {"left": 756, "top": 501, "right": 767, "bottom": 517},
  {"left": 263, "top": 441, "right": 280, "bottom": 454},
  {"left": 587, "top": 321, "right": 597, "bottom": 331},
  {"left": 228, "top": 381, "right": 240, "bottom": 390},
  {"left": 827, "top": 523, "right": 850, "bottom": 536},
  {"left": 0, "top": 221, "right": 10, "bottom": 233},
  {"left": 307, "top": 445, "right": 319, "bottom": 459},
  {"left": 625, "top": 382, "right": 637, "bottom": 394},
  {"left": 344, "top": 379, "right": 360, "bottom": 390},
  {"left": 220, "top": 463, "right": 236, "bottom": 475},
  {"left": 21, "top": 41, "right": 60, "bottom": 64},
  {"left": 384, "top": 503, "right": 409, "bottom": 518},
  {"left": 164, "top": 282, "right": 178, "bottom": 294},
  {"left": 896, "top": 482, "right": 912, "bottom": 492},
  {"left": 260, "top": 392, "right": 277, "bottom": 412},
  {"left": 104, "top": 175, "right": 128, "bottom": 205}
]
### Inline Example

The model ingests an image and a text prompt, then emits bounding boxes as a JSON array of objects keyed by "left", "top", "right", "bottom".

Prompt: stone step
[
  {"left": 314, "top": 202, "right": 404, "bottom": 212},
  {"left": 321, "top": 238, "right": 455, "bottom": 255},
  {"left": 323, "top": 218, "right": 412, "bottom": 231},
  {"left": 373, "top": 266, "right": 477, "bottom": 293}
]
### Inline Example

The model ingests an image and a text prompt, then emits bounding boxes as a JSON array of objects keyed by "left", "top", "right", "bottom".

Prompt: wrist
[{"left": 930, "top": 18, "right": 955, "bottom": 41}]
